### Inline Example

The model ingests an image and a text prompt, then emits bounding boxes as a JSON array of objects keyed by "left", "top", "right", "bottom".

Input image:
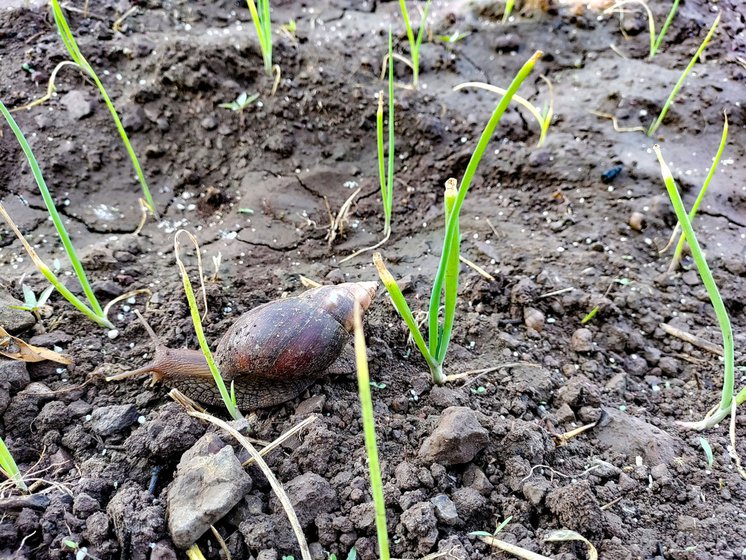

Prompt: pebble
[
  {"left": 430, "top": 494, "right": 459, "bottom": 526},
  {"left": 0, "top": 291, "right": 36, "bottom": 334},
  {"left": 571, "top": 328, "right": 593, "bottom": 352},
  {"left": 273, "top": 472, "right": 338, "bottom": 528},
  {"left": 61, "top": 90, "right": 94, "bottom": 120},
  {"left": 418, "top": 407, "right": 489, "bottom": 465},
  {"left": 90, "top": 404, "right": 139, "bottom": 436},
  {"left": 167, "top": 442, "right": 252, "bottom": 548}
]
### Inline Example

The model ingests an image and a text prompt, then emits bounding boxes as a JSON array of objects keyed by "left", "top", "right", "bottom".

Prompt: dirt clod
[{"left": 418, "top": 407, "right": 489, "bottom": 465}]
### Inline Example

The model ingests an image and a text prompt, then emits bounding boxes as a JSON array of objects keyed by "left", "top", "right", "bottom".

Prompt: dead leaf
[
  {"left": 0, "top": 327, "right": 73, "bottom": 365},
  {"left": 545, "top": 529, "right": 598, "bottom": 560}
]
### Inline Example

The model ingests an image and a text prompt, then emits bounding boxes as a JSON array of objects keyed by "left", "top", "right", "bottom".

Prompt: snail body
[{"left": 110, "top": 282, "right": 377, "bottom": 410}]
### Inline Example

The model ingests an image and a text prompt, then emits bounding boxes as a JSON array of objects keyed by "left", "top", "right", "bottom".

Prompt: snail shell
[{"left": 110, "top": 281, "right": 377, "bottom": 410}]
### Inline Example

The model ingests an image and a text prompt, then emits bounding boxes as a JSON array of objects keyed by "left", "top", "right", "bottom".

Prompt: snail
[{"left": 108, "top": 281, "right": 377, "bottom": 410}]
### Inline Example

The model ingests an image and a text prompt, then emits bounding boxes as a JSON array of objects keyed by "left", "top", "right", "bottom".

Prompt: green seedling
[
  {"left": 605, "top": 0, "right": 680, "bottom": 59},
  {"left": 9, "top": 284, "right": 55, "bottom": 320},
  {"left": 700, "top": 437, "right": 714, "bottom": 467},
  {"left": 352, "top": 305, "right": 390, "bottom": 560},
  {"left": 454, "top": 75, "right": 554, "bottom": 146},
  {"left": 62, "top": 540, "right": 100, "bottom": 560},
  {"left": 436, "top": 31, "right": 470, "bottom": 43},
  {"left": 340, "top": 30, "right": 395, "bottom": 263},
  {"left": 647, "top": 12, "right": 720, "bottom": 137},
  {"left": 0, "top": 100, "right": 113, "bottom": 329},
  {"left": 374, "top": 51, "right": 542, "bottom": 385},
  {"left": 50, "top": 0, "right": 156, "bottom": 217},
  {"left": 0, "top": 437, "right": 27, "bottom": 492},
  {"left": 664, "top": 113, "right": 728, "bottom": 271},
  {"left": 654, "top": 145, "right": 745, "bottom": 430},
  {"left": 246, "top": 0, "right": 274, "bottom": 77},
  {"left": 280, "top": 19, "right": 297, "bottom": 37},
  {"left": 174, "top": 230, "right": 241, "bottom": 420},
  {"left": 502, "top": 0, "right": 515, "bottom": 23},
  {"left": 581, "top": 306, "right": 599, "bottom": 324},
  {"left": 398, "top": 0, "right": 431, "bottom": 87},
  {"left": 219, "top": 91, "right": 260, "bottom": 113}
]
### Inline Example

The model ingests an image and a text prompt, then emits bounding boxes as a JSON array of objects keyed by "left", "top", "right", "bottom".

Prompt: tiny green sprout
[
  {"left": 471, "top": 386, "right": 486, "bottom": 395},
  {"left": 615, "top": 278, "right": 631, "bottom": 286},
  {"left": 282, "top": 556, "right": 295, "bottom": 560},
  {"left": 22, "top": 63, "right": 33, "bottom": 73},
  {"left": 700, "top": 437, "right": 714, "bottom": 467},
  {"left": 436, "top": 31, "right": 470, "bottom": 43},
  {"left": 281, "top": 19, "right": 296, "bottom": 36},
  {"left": 219, "top": 92, "right": 260, "bottom": 112},
  {"left": 238, "top": 207, "right": 255, "bottom": 215},
  {"left": 328, "top": 555, "right": 337, "bottom": 560},
  {"left": 9, "top": 284, "right": 55, "bottom": 319},
  {"left": 346, "top": 549, "right": 357, "bottom": 560},
  {"left": 370, "top": 381, "right": 387, "bottom": 390},
  {"left": 0, "top": 436, "right": 27, "bottom": 492},
  {"left": 581, "top": 306, "right": 599, "bottom": 324},
  {"left": 502, "top": 0, "right": 515, "bottom": 23},
  {"left": 494, "top": 516, "right": 513, "bottom": 535}
]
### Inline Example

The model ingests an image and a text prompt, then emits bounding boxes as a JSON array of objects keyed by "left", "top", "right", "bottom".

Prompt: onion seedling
[
  {"left": 0, "top": 437, "right": 27, "bottom": 493},
  {"left": 245, "top": 0, "right": 275, "bottom": 78},
  {"left": 0, "top": 99, "right": 113, "bottom": 329},
  {"left": 654, "top": 145, "right": 745, "bottom": 430},
  {"left": 340, "top": 29, "right": 395, "bottom": 263},
  {"left": 605, "top": 0, "right": 680, "bottom": 59},
  {"left": 664, "top": 113, "right": 728, "bottom": 271},
  {"left": 502, "top": 0, "right": 515, "bottom": 23},
  {"left": 453, "top": 75, "right": 554, "bottom": 147},
  {"left": 374, "top": 51, "right": 542, "bottom": 385},
  {"left": 50, "top": 0, "right": 157, "bottom": 217},
  {"left": 174, "top": 230, "right": 241, "bottom": 421},
  {"left": 398, "top": 0, "right": 431, "bottom": 87},
  {"left": 352, "top": 304, "right": 390, "bottom": 560},
  {"left": 9, "top": 284, "right": 55, "bottom": 320},
  {"left": 647, "top": 12, "right": 720, "bottom": 137}
]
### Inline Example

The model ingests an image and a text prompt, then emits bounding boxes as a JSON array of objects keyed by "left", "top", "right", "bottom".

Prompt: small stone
[
  {"left": 28, "top": 331, "right": 73, "bottom": 348},
  {"left": 571, "top": 328, "right": 593, "bottom": 352},
  {"left": 522, "top": 479, "right": 550, "bottom": 506},
  {"left": 168, "top": 445, "right": 252, "bottom": 548},
  {"left": 395, "top": 462, "right": 420, "bottom": 491},
  {"left": 349, "top": 502, "right": 376, "bottom": 531},
  {"left": 523, "top": 307, "right": 545, "bottom": 332},
  {"left": 430, "top": 494, "right": 459, "bottom": 526},
  {"left": 90, "top": 404, "right": 139, "bottom": 436},
  {"left": 201, "top": 116, "right": 218, "bottom": 130},
  {"left": 555, "top": 403, "right": 575, "bottom": 423},
  {"left": 257, "top": 550, "right": 278, "bottom": 560},
  {"left": 462, "top": 464, "right": 493, "bottom": 495},
  {"left": 122, "top": 106, "right": 146, "bottom": 131},
  {"left": 450, "top": 487, "right": 487, "bottom": 518},
  {"left": 0, "top": 360, "right": 30, "bottom": 391},
  {"left": 274, "top": 472, "right": 338, "bottom": 528},
  {"left": 419, "top": 407, "right": 489, "bottom": 465},
  {"left": 61, "top": 90, "right": 94, "bottom": 120},
  {"left": 73, "top": 493, "right": 101, "bottom": 516},
  {"left": 651, "top": 463, "right": 670, "bottom": 481},
  {"left": 658, "top": 356, "right": 679, "bottom": 375},
  {"left": 629, "top": 212, "right": 645, "bottom": 231},
  {"left": 400, "top": 502, "right": 438, "bottom": 554},
  {"left": 0, "top": 292, "right": 36, "bottom": 334}
]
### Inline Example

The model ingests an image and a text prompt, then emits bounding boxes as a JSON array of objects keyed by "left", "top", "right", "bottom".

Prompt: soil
[{"left": 1, "top": 0, "right": 746, "bottom": 559}]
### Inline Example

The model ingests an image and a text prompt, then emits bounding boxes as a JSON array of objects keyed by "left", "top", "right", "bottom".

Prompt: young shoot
[
  {"left": 664, "top": 113, "right": 728, "bottom": 271},
  {"left": 245, "top": 0, "right": 276, "bottom": 79},
  {"left": 0, "top": 437, "right": 27, "bottom": 493},
  {"left": 374, "top": 51, "right": 542, "bottom": 385},
  {"left": 173, "top": 230, "right": 242, "bottom": 421},
  {"left": 453, "top": 75, "right": 554, "bottom": 147},
  {"left": 0, "top": 99, "right": 113, "bottom": 329},
  {"left": 50, "top": 0, "right": 157, "bottom": 217},
  {"left": 9, "top": 284, "right": 55, "bottom": 320},
  {"left": 352, "top": 304, "right": 390, "bottom": 560},
  {"left": 654, "top": 145, "right": 745, "bottom": 430},
  {"left": 647, "top": 12, "right": 720, "bottom": 137},
  {"left": 502, "top": 0, "right": 515, "bottom": 23},
  {"left": 340, "top": 29, "right": 395, "bottom": 263},
  {"left": 605, "top": 0, "right": 681, "bottom": 59},
  {"left": 219, "top": 91, "right": 260, "bottom": 113},
  {"left": 398, "top": 0, "right": 431, "bottom": 87}
]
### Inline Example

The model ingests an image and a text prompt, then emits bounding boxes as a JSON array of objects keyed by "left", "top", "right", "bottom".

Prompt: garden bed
[{"left": 1, "top": 0, "right": 745, "bottom": 558}]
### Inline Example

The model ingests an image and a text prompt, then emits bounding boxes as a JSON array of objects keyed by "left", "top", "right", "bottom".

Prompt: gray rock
[
  {"left": 0, "top": 292, "right": 36, "bottom": 334},
  {"left": 400, "top": 502, "right": 438, "bottom": 554},
  {"left": 61, "top": 90, "right": 94, "bottom": 120},
  {"left": 430, "top": 494, "right": 459, "bottom": 526},
  {"left": 275, "top": 472, "right": 338, "bottom": 528},
  {"left": 451, "top": 487, "right": 487, "bottom": 518},
  {"left": 418, "top": 407, "right": 489, "bottom": 465},
  {"left": 522, "top": 479, "right": 550, "bottom": 506},
  {"left": 168, "top": 444, "right": 252, "bottom": 549},
  {"left": 394, "top": 461, "right": 420, "bottom": 490},
  {"left": 90, "top": 404, "right": 139, "bottom": 436},
  {"left": 571, "top": 328, "right": 593, "bottom": 352},
  {"left": 0, "top": 360, "right": 30, "bottom": 415},
  {"left": 594, "top": 407, "right": 680, "bottom": 465}
]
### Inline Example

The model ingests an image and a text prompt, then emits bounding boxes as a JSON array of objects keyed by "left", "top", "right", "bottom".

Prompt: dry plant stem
[
  {"left": 271, "top": 64, "right": 281, "bottom": 95},
  {"left": 589, "top": 110, "right": 646, "bottom": 133},
  {"left": 479, "top": 535, "right": 552, "bottom": 560},
  {"left": 241, "top": 416, "right": 317, "bottom": 467},
  {"left": 10, "top": 60, "right": 81, "bottom": 112},
  {"left": 189, "top": 410, "right": 312, "bottom": 560},
  {"left": 326, "top": 188, "right": 361, "bottom": 247},
  {"left": 458, "top": 255, "right": 495, "bottom": 281},
  {"left": 210, "top": 526, "right": 232, "bottom": 560},
  {"left": 605, "top": 0, "right": 655, "bottom": 57},
  {"left": 660, "top": 322, "right": 723, "bottom": 356},
  {"left": 647, "top": 12, "right": 720, "bottom": 137}
]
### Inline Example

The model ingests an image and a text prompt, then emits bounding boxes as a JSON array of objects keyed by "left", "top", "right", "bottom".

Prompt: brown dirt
[{"left": 1, "top": 0, "right": 746, "bottom": 559}]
